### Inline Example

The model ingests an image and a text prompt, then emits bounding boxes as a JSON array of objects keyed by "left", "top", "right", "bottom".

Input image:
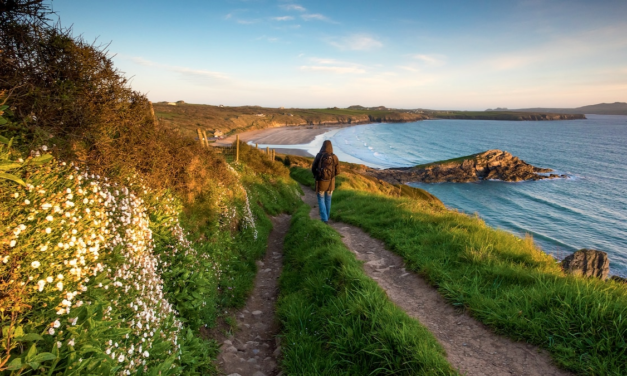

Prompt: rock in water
[
  {"left": 561, "top": 249, "right": 610, "bottom": 280},
  {"left": 366, "top": 149, "right": 558, "bottom": 184}
]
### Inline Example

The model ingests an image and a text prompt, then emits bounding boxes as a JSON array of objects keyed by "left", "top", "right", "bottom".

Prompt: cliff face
[{"left": 367, "top": 150, "right": 566, "bottom": 184}]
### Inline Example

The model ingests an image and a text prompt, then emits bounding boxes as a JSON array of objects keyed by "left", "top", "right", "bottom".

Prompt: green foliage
[
  {"left": 212, "top": 162, "right": 300, "bottom": 309},
  {"left": 277, "top": 204, "right": 455, "bottom": 375}
]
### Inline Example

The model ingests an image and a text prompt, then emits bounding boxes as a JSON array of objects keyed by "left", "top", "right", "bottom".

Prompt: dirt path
[
  {"left": 217, "top": 214, "right": 291, "bottom": 376},
  {"left": 301, "top": 186, "right": 572, "bottom": 376}
]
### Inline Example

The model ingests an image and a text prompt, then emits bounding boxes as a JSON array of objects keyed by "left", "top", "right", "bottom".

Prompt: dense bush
[
  {"left": 0, "top": 0, "right": 235, "bottom": 204},
  {"left": 0, "top": 3, "right": 301, "bottom": 374},
  {"left": 0, "top": 141, "right": 215, "bottom": 374}
]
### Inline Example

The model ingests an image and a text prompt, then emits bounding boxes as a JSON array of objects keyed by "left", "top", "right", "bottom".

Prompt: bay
[{"left": 326, "top": 115, "right": 627, "bottom": 277}]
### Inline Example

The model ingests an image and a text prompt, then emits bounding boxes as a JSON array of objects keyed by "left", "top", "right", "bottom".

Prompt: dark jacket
[{"left": 312, "top": 140, "right": 340, "bottom": 192}]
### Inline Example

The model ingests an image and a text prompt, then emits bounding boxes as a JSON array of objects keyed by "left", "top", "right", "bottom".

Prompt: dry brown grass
[{"left": 153, "top": 103, "right": 428, "bottom": 139}]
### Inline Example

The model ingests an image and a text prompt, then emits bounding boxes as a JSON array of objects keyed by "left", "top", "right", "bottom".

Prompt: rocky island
[{"left": 367, "top": 149, "right": 566, "bottom": 184}]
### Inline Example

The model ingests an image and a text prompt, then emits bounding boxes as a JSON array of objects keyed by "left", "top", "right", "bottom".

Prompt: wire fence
[{"left": 197, "top": 128, "right": 277, "bottom": 164}]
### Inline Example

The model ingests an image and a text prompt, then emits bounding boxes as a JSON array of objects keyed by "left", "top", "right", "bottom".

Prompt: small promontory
[{"left": 366, "top": 150, "right": 565, "bottom": 184}]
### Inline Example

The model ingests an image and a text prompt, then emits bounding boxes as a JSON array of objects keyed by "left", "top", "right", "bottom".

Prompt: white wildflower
[{"left": 31, "top": 261, "right": 40, "bottom": 268}]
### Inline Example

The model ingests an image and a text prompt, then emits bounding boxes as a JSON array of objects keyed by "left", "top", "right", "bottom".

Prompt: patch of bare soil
[
  {"left": 302, "top": 186, "right": 571, "bottom": 376},
  {"left": 216, "top": 214, "right": 291, "bottom": 376}
]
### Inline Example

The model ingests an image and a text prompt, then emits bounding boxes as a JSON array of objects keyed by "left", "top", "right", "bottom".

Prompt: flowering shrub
[{"left": 0, "top": 146, "right": 214, "bottom": 374}]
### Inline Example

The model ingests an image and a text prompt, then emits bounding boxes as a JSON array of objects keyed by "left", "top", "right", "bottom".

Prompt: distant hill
[{"left": 489, "top": 102, "right": 627, "bottom": 116}]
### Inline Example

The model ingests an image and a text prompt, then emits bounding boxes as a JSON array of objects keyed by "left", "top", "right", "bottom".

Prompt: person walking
[{"left": 311, "top": 140, "right": 340, "bottom": 223}]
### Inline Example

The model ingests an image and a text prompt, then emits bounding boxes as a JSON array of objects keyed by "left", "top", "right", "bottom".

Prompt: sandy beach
[{"left": 214, "top": 125, "right": 342, "bottom": 147}]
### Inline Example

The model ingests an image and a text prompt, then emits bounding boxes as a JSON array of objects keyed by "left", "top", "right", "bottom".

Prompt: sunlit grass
[
  {"left": 277, "top": 204, "right": 456, "bottom": 375},
  {"left": 291, "top": 166, "right": 627, "bottom": 375}
]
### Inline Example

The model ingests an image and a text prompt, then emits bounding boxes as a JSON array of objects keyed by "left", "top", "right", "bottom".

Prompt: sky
[{"left": 52, "top": 0, "right": 627, "bottom": 110}]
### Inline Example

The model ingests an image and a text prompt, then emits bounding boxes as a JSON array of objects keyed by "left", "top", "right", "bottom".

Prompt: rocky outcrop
[
  {"left": 610, "top": 275, "right": 627, "bottom": 284},
  {"left": 366, "top": 150, "right": 565, "bottom": 184},
  {"left": 561, "top": 249, "right": 610, "bottom": 280}
]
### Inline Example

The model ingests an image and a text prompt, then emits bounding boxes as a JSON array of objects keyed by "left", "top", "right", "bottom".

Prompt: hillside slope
[{"left": 153, "top": 103, "right": 427, "bottom": 139}]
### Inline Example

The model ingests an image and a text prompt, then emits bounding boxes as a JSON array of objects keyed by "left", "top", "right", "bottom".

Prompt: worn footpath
[
  {"left": 217, "top": 214, "right": 291, "bottom": 376},
  {"left": 301, "top": 186, "right": 572, "bottom": 376}
]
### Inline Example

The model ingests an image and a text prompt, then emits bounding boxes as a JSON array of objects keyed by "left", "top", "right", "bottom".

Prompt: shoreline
[{"left": 214, "top": 124, "right": 356, "bottom": 147}]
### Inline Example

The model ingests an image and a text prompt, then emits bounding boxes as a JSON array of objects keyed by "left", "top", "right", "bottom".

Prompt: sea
[{"left": 257, "top": 115, "right": 627, "bottom": 277}]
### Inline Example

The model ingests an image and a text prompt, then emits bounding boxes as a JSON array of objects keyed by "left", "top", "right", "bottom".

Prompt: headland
[{"left": 366, "top": 149, "right": 564, "bottom": 184}]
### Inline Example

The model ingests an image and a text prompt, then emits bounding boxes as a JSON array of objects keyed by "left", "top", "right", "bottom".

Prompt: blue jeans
[{"left": 317, "top": 191, "right": 333, "bottom": 222}]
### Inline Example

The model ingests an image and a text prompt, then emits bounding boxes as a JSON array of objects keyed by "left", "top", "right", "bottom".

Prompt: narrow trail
[
  {"left": 217, "top": 214, "right": 291, "bottom": 376},
  {"left": 301, "top": 186, "right": 572, "bottom": 376}
]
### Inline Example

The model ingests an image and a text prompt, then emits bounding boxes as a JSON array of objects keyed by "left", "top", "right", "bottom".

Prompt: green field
[{"left": 291, "top": 166, "right": 627, "bottom": 375}]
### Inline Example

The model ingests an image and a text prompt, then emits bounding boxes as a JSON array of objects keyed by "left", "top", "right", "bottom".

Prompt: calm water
[{"left": 325, "top": 115, "right": 627, "bottom": 277}]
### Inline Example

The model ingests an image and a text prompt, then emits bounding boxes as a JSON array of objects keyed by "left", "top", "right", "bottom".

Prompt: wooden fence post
[
  {"left": 197, "top": 128, "right": 204, "bottom": 147},
  {"left": 255, "top": 143, "right": 258, "bottom": 149},
  {"left": 202, "top": 130, "right": 209, "bottom": 148},
  {"left": 236, "top": 135, "right": 240, "bottom": 162}
]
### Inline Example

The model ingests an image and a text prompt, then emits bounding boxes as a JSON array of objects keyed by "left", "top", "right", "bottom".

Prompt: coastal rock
[
  {"left": 610, "top": 275, "right": 627, "bottom": 284},
  {"left": 366, "top": 149, "right": 558, "bottom": 184},
  {"left": 561, "top": 249, "right": 610, "bottom": 280}
]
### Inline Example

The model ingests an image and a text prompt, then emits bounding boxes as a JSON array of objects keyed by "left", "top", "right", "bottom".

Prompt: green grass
[
  {"left": 277, "top": 204, "right": 456, "bottom": 375},
  {"left": 209, "top": 161, "right": 301, "bottom": 310},
  {"left": 414, "top": 153, "right": 480, "bottom": 169},
  {"left": 290, "top": 167, "right": 627, "bottom": 375}
]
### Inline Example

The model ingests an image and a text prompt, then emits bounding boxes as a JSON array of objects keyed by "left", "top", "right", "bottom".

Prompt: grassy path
[
  {"left": 301, "top": 185, "right": 572, "bottom": 376},
  {"left": 217, "top": 214, "right": 291, "bottom": 376}
]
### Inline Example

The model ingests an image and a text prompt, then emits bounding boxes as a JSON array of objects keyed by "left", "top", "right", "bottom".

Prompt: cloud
[
  {"left": 129, "top": 57, "right": 231, "bottom": 86},
  {"left": 328, "top": 34, "right": 383, "bottom": 51},
  {"left": 484, "top": 24, "right": 627, "bottom": 71},
  {"left": 272, "top": 16, "right": 294, "bottom": 21},
  {"left": 131, "top": 57, "right": 156, "bottom": 67},
  {"left": 397, "top": 65, "right": 420, "bottom": 72},
  {"left": 301, "top": 13, "right": 331, "bottom": 22},
  {"left": 281, "top": 4, "right": 306, "bottom": 11},
  {"left": 300, "top": 66, "right": 366, "bottom": 74},
  {"left": 256, "top": 35, "right": 279, "bottom": 42},
  {"left": 300, "top": 57, "right": 366, "bottom": 74},
  {"left": 411, "top": 54, "right": 446, "bottom": 67}
]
